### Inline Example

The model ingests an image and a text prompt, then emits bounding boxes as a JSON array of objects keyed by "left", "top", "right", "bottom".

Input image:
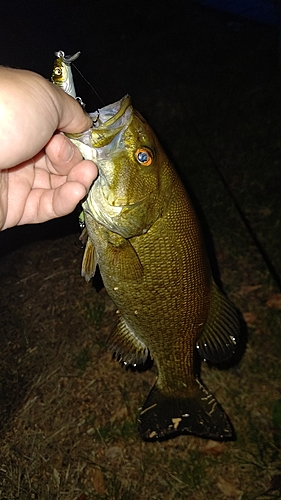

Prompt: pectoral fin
[
  {"left": 81, "top": 237, "right": 97, "bottom": 282},
  {"left": 196, "top": 280, "right": 240, "bottom": 364},
  {"left": 106, "top": 236, "right": 144, "bottom": 281},
  {"left": 108, "top": 316, "right": 149, "bottom": 366}
]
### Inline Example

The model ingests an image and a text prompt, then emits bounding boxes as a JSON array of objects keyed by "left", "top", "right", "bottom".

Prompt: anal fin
[
  {"left": 108, "top": 316, "right": 149, "bottom": 366},
  {"left": 138, "top": 379, "right": 234, "bottom": 441}
]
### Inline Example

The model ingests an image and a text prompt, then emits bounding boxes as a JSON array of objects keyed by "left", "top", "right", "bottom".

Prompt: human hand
[{"left": 0, "top": 67, "right": 98, "bottom": 230}]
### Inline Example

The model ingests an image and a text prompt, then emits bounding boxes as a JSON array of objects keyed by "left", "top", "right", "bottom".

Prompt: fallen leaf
[
  {"left": 266, "top": 294, "right": 281, "bottom": 309},
  {"left": 237, "top": 284, "right": 261, "bottom": 296},
  {"left": 53, "top": 468, "right": 60, "bottom": 487},
  {"left": 91, "top": 467, "right": 106, "bottom": 495},
  {"left": 201, "top": 440, "right": 226, "bottom": 456},
  {"left": 217, "top": 476, "right": 243, "bottom": 498},
  {"left": 110, "top": 406, "right": 128, "bottom": 423},
  {"left": 243, "top": 312, "right": 258, "bottom": 325}
]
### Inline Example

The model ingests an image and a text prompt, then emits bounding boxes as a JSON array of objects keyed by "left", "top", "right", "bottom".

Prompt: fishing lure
[{"left": 51, "top": 50, "right": 85, "bottom": 107}]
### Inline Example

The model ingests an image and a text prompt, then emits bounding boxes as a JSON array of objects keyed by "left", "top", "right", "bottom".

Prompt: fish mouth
[
  {"left": 83, "top": 182, "right": 145, "bottom": 239},
  {"left": 90, "top": 95, "right": 131, "bottom": 129},
  {"left": 84, "top": 197, "right": 143, "bottom": 220},
  {"left": 85, "top": 177, "right": 144, "bottom": 217},
  {"left": 104, "top": 186, "right": 145, "bottom": 209},
  {"left": 67, "top": 95, "right": 133, "bottom": 154}
]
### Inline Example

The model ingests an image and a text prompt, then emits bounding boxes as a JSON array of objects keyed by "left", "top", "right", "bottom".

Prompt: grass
[
  {"left": 94, "top": 418, "right": 136, "bottom": 442},
  {"left": 75, "top": 347, "right": 92, "bottom": 372},
  {"left": 1, "top": 176, "right": 281, "bottom": 499},
  {"left": 169, "top": 450, "right": 208, "bottom": 490},
  {"left": 84, "top": 300, "right": 105, "bottom": 330}
]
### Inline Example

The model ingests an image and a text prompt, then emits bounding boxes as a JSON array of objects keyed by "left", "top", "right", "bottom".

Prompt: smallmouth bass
[{"left": 69, "top": 95, "right": 240, "bottom": 441}]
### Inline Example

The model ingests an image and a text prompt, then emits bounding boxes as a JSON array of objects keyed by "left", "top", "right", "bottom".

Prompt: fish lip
[
  {"left": 99, "top": 175, "right": 145, "bottom": 210},
  {"left": 91, "top": 95, "right": 131, "bottom": 128},
  {"left": 84, "top": 177, "right": 145, "bottom": 222},
  {"left": 103, "top": 193, "right": 145, "bottom": 210},
  {"left": 96, "top": 194, "right": 144, "bottom": 214},
  {"left": 83, "top": 198, "right": 143, "bottom": 221},
  {"left": 83, "top": 190, "right": 146, "bottom": 239},
  {"left": 108, "top": 199, "right": 144, "bottom": 211}
]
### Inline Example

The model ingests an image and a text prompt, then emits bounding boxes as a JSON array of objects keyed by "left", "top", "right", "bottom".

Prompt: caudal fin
[{"left": 138, "top": 380, "right": 234, "bottom": 441}]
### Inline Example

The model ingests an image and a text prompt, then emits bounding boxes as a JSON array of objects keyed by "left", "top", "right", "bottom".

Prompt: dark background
[{"left": 0, "top": 0, "right": 281, "bottom": 287}]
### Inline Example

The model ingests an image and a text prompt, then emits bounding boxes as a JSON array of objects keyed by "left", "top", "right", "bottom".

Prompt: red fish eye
[{"left": 135, "top": 148, "right": 153, "bottom": 166}]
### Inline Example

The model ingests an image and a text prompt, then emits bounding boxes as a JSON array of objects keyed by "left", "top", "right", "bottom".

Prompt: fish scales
[
  {"left": 65, "top": 93, "right": 240, "bottom": 441},
  {"left": 128, "top": 188, "right": 210, "bottom": 384},
  {"left": 88, "top": 180, "right": 208, "bottom": 372}
]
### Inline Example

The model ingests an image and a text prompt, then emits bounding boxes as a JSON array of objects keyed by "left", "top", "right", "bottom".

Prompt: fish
[{"left": 68, "top": 95, "right": 240, "bottom": 441}]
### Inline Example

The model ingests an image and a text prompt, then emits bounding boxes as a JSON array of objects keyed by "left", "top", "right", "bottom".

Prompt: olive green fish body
[
  {"left": 78, "top": 96, "right": 239, "bottom": 440},
  {"left": 85, "top": 169, "right": 210, "bottom": 392}
]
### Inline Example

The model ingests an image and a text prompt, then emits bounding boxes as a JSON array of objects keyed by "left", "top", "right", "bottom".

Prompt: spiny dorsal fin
[
  {"left": 81, "top": 238, "right": 97, "bottom": 282},
  {"left": 196, "top": 280, "right": 240, "bottom": 364}
]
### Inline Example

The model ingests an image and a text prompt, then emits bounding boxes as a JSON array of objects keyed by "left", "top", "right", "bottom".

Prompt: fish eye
[
  {"left": 135, "top": 147, "right": 153, "bottom": 166},
  {"left": 54, "top": 67, "right": 62, "bottom": 76}
]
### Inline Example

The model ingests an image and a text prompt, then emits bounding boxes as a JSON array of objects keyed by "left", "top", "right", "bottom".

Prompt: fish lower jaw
[
  {"left": 101, "top": 188, "right": 145, "bottom": 211},
  {"left": 84, "top": 197, "right": 123, "bottom": 220},
  {"left": 85, "top": 188, "right": 145, "bottom": 225}
]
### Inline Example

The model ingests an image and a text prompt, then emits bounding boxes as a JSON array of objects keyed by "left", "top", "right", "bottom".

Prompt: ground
[{"left": 0, "top": 1, "right": 281, "bottom": 499}]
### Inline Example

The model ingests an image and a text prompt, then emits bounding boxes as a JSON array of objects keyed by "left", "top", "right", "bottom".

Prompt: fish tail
[{"left": 138, "top": 380, "right": 234, "bottom": 441}]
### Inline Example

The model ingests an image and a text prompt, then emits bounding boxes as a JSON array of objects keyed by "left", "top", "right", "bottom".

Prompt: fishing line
[
  {"left": 187, "top": 112, "right": 281, "bottom": 292},
  {"left": 72, "top": 63, "right": 106, "bottom": 106}
]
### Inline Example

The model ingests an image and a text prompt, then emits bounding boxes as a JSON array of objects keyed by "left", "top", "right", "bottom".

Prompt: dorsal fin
[{"left": 196, "top": 280, "right": 240, "bottom": 364}]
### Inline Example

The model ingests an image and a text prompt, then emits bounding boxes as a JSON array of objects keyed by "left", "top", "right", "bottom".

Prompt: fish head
[{"left": 83, "top": 95, "right": 170, "bottom": 238}]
